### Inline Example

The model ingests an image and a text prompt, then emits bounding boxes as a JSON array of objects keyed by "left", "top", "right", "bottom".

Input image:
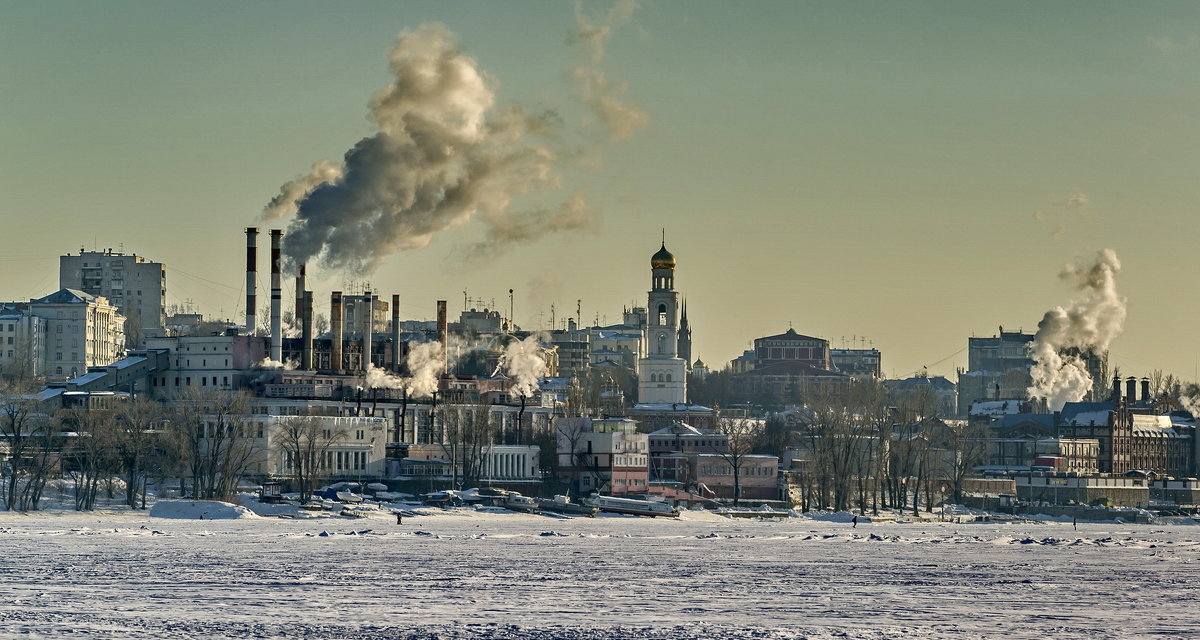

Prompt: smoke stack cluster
[
  {"left": 436, "top": 300, "right": 448, "bottom": 375},
  {"left": 269, "top": 230, "right": 283, "bottom": 362},
  {"left": 295, "top": 264, "right": 306, "bottom": 322},
  {"left": 331, "top": 291, "right": 344, "bottom": 374},
  {"left": 301, "top": 291, "right": 313, "bottom": 370},
  {"left": 363, "top": 290, "right": 373, "bottom": 372},
  {"left": 245, "top": 227, "right": 257, "bottom": 335},
  {"left": 392, "top": 294, "right": 401, "bottom": 373}
]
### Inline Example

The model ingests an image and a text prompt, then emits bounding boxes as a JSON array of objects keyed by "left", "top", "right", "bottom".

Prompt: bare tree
[
  {"left": 0, "top": 380, "right": 50, "bottom": 511},
  {"left": 943, "top": 420, "right": 991, "bottom": 505},
  {"left": 555, "top": 417, "right": 591, "bottom": 497},
  {"left": 115, "top": 396, "right": 166, "bottom": 509},
  {"left": 440, "top": 405, "right": 494, "bottom": 490},
  {"left": 713, "top": 417, "right": 759, "bottom": 506},
  {"left": 275, "top": 415, "right": 346, "bottom": 503},
  {"left": 169, "top": 388, "right": 259, "bottom": 501},
  {"left": 60, "top": 405, "right": 118, "bottom": 511}
]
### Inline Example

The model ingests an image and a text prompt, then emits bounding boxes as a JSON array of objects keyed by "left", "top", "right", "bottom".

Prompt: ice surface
[{"left": 0, "top": 507, "right": 1198, "bottom": 639}]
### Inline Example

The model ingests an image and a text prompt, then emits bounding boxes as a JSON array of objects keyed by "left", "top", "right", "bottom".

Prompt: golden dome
[{"left": 651, "top": 243, "right": 675, "bottom": 270}]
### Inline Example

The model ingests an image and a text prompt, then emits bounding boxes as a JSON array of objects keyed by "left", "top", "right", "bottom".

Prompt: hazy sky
[{"left": 2, "top": 1, "right": 1198, "bottom": 381}]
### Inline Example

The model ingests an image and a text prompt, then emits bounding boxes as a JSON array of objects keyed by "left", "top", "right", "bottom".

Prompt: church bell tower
[{"left": 638, "top": 241, "right": 687, "bottom": 404}]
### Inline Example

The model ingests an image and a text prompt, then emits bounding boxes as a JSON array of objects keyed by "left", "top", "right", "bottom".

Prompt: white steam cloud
[
  {"left": 500, "top": 334, "right": 549, "bottom": 398},
  {"left": 1027, "top": 249, "right": 1127, "bottom": 411},
  {"left": 257, "top": 357, "right": 297, "bottom": 371},
  {"left": 263, "top": 17, "right": 639, "bottom": 274},
  {"left": 364, "top": 341, "right": 448, "bottom": 398}
]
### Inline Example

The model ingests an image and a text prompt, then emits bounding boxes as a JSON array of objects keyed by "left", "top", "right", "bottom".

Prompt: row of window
[
  {"left": 152, "top": 375, "right": 230, "bottom": 387},
  {"left": 698, "top": 464, "right": 777, "bottom": 477}
]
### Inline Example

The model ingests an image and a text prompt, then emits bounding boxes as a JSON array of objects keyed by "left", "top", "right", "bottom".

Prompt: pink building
[
  {"left": 692, "top": 453, "right": 780, "bottom": 502},
  {"left": 556, "top": 417, "right": 649, "bottom": 496}
]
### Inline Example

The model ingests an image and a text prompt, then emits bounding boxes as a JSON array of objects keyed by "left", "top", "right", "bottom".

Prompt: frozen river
[{"left": 1, "top": 506, "right": 1197, "bottom": 639}]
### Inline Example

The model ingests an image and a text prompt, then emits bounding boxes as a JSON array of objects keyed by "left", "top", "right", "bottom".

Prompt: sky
[{"left": 2, "top": 1, "right": 1198, "bottom": 381}]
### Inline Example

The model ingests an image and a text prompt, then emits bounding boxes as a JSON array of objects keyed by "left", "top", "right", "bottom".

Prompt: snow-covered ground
[{"left": 1, "top": 504, "right": 1198, "bottom": 639}]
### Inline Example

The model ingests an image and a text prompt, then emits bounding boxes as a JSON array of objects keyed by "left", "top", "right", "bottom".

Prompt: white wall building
[
  {"left": 28, "top": 289, "right": 125, "bottom": 380},
  {"left": 143, "top": 334, "right": 268, "bottom": 398},
  {"left": 233, "top": 414, "right": 388, "bottom": 480},
  {"left": 60, "top": 249, "right": 166, "bottom": 344},
  {"left": 0, "top": 306, "right": 46, "bottom": 378}
]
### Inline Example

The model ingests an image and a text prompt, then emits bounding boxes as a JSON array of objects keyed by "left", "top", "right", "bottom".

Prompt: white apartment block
[
  {"left": 0, "top": 306, "right": 46, "bottom": 378},
  {"left": 60, "top": 249, "right": 166, "bottom": 344},
  {"left": 28, "top": 289, "right": 125, "bottom": 380}
]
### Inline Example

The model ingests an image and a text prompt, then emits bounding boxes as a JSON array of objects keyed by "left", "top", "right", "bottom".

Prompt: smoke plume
[
  {"left": 264, "top": 22, "right": 625, "bottom": 273},
  {"left": 262, "top": 160, "right": 343, "bottom": 221},
  {"left": 1027, "top": 249, "right": 1127, "bottom": 410},
  {"left": 570, "top": 0, "right": 647, "bottom": 140},
  {"left": 500, "top": 334, "right": 549, "bottom": 398}
]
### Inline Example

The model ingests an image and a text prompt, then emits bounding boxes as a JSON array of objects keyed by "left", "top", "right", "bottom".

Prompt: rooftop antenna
[
  {"left": 463, "top": 289, "right": 468, "bottom": 311},
  {"left": 508, "top": 289, "right": 514, "bottom": 332}
]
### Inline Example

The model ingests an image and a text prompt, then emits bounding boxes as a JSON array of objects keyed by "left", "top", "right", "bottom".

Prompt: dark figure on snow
[
  {"left": 1073, "top": 517, "right": 1077, "bottom": 531},
  {"left": 852, "top": 515, "right": 858, "bottom": 528},
  {"left": 396, "top": 512, "right": 403, "bottom": 525}
]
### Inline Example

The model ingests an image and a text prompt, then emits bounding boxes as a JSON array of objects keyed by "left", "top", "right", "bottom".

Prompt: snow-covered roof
[
  {"left": 648, "top": 422, "right": 705, "bottom": 437},
  {"left": 969, "top": 399, "right": 1022, "bottom": 417},
  {"left": 631, "top": 403, "right": 716, "bottom": 413},
  {"left": 31, "top": 288, "right": 100, "bottom": 305},
  {"left": 1060, "top": 402, "right": 1115, "bottom": 426}
]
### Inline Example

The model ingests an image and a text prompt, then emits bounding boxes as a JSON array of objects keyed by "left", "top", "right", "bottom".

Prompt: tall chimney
[
  {"left": 331, "top": 291, "right": 344, "bottom": 373},
  {"left": 363, "top": 290, "right": 373, "bottom": 372},
  {"left": 391, "top": 294, "right": 401, "bottom": 373},
  {"left": 269, "top": 230, "right": 283, "bottom": 362},
  {"left": 295, "top": 264, "right": 306, "bottom": 322},
  {"left": 301, "top": 290, "right": 313, "bottom": 371},
  {"left": 1141, "top": 377, "right": 1151, "bottom": 403},
  {"left": 245, "top": 227, "right": 257, "bottom": 336},
  {"left": 1126, "top": 376, "right": 1137, "bottom": 403},
  {"left": 1112, "top": 376, "right": 1122, "bottom": 403},
  {"left": 436, "top": 300, "right": 448, "bottom": 374}
]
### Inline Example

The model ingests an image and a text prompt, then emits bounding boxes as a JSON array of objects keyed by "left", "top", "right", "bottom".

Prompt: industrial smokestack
[
  {"left": 1141, "top": 377, "right": 1150, "bottom": 403},
  {"left": 295, "top": 264, "right": 306, "bottom": 322},
  {"left": 1126, "top": 377, "right": 1137, "bottom": 403},
  {"left": 245, "top": 227, "right": 257, "bottom": 336},
  {"left": 331, "top": 291, "right": 344, "bottom": 373},
  {"left": 269, "top": 230, "right": 283, "bottom": 362},
  {"left": 391, "top": 294, "right": 401, "bottom": 373},
  {"left": 1112, "top": 376, "right": 1122, "bottom": 403},
  {"left": 436, "top": 300, "right": 448, "bottom": 374},
  {"left": 301, "top": 290, "right": 313, "bottom": 371},
  {"left": 363, "top": 290, "right": 373, "bottom": 372}
]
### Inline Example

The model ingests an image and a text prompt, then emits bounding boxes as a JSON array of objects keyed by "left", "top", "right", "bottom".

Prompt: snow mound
[{"left": 150, "top": 500, "right": 259, "bottom": 520}]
